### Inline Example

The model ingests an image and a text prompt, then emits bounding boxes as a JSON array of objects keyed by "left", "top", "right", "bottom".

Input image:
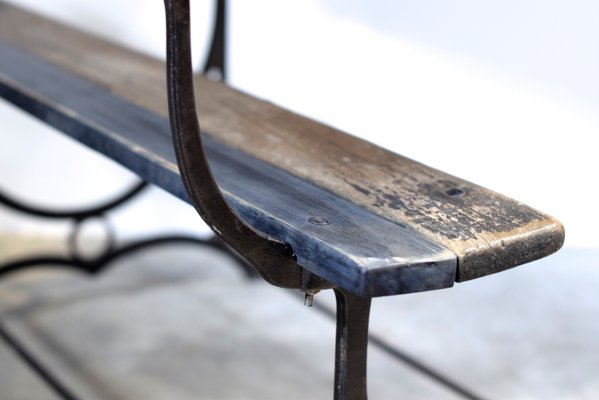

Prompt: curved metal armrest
[{"left": 163, "top": 0, "right": 330, "bottom": 291}]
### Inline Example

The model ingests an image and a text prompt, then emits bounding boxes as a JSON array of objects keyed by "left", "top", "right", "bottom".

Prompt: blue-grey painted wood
[{"left": 0, "top": 42, "right": 456, "bottom": 296}]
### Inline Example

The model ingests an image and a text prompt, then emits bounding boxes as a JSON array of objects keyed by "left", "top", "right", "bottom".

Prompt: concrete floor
[{"left": 0, "top": 235, "right": 597, "bottom": 399}]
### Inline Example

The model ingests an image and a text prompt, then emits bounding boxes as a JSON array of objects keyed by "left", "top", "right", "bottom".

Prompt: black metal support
[
  {"left": 312, "top": 296, "right": 487, "bottom": 400},
  {"left": 0, "top": 182, "right": 256, "bottom": 278},
  {"left": 0, "top": 320, "right": 82, "bottom": 400},
  {"left": 164, "top": 0, "right": 293, "bottom": 285},
  {"left": 164, "top": 3, "right": 374, "bottom": 399},
  {"left": 334, "top": 289, "right": 371, "bottom": 400},
  {"left": 0, "top": 235, "right": 253, "bottom": 279},
  {"left": 0, "top": 181, "right": 147, "bottom": 220},
  {"left": 163, "top": 0, "right": 331, "bottom": 292}
]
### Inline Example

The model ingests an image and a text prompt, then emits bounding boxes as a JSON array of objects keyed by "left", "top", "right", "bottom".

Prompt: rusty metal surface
[{"left": 163, "top": 0, "right": 332, "bottom": 291}]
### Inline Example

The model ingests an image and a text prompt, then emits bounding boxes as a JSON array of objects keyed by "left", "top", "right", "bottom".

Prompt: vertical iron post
[{"left": 334, "top": 288, "right": 371, "bottom": 400}]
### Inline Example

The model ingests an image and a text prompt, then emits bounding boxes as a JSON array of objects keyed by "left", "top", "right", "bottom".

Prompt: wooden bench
[{"left": 0, "top": 1, "right": 564, "bottom": 399}]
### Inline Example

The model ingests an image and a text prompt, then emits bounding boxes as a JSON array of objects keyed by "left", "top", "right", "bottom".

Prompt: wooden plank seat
[{"left": 0, "top": 2, "right": 564, "bottom": 297}]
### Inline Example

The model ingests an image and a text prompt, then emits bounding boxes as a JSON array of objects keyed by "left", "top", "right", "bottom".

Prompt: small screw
[
  {"left": 308, "top": 216, "right": 331, "bottom": 226},
  {"left": 304, "top": 293, "right": 314, "bottom": 307},
  {"left": 303, "top": 289, "right": 319, "bottom": 307}
]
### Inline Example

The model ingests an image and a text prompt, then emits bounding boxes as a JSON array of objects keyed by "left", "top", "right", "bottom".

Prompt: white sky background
[{"left": 0, "top": 0, "right": 597, "bottom": 247}]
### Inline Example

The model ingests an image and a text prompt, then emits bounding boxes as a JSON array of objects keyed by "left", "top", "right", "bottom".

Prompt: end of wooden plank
[{"left": 456, "top": 215, "right": 565, "bottom": 282}]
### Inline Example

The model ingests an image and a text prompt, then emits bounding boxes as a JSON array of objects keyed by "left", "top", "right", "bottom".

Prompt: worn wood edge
[
  {"left": 456, "top": 217, "right": 565, "bottom": 281},
  {"left": 361, "top": 256, "right": 456, "bottom": 297},
  {"left": 0, "top": 2, "right": 566, "bottom": 281},
  {"left": 386, "top": 177, "right": 567, "bottom": 281}
]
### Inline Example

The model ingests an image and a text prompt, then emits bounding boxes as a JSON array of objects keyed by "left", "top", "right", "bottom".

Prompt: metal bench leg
[{"left": 334, "top": 288, "right": 371, "bottom": 400}]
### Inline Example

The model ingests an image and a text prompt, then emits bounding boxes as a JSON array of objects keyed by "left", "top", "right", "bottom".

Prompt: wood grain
[{"left": 0, "top": 3, "right": 564, "bottom": 281}]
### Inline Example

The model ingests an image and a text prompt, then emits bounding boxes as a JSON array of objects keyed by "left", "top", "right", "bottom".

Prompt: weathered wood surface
[
  {"left": 0, "top": 42, "right": 456, "bottom": 297},
  {"left": 0, "top": 3, "right": 564, "bottom": 282}
]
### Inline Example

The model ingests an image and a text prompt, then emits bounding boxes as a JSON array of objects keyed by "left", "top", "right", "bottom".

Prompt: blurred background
[{"left": 0, "top": 0, "right": 597, "bottom": 399}]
